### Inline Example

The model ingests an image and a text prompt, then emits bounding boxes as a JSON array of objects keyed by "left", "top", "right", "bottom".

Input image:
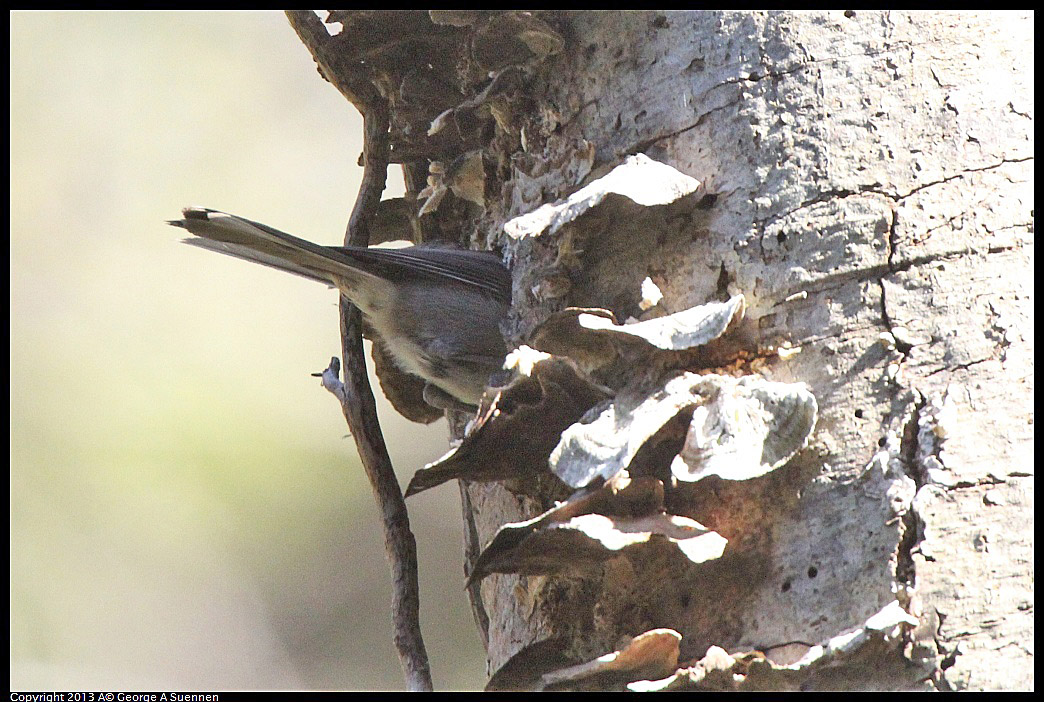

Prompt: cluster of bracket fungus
[
  {"left": 484, "top": 600, "right": 917, "bottom": 691},
  {"left": 400, "top": 155, "right": 833, "bottom": 690},
  {"left": 320, "top": 10, "right": 565, "bottom": 169}
]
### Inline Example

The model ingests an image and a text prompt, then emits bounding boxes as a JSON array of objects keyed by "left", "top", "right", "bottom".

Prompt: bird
[{"left": 169, "top": 207, "right": 511, "bottom": 407}]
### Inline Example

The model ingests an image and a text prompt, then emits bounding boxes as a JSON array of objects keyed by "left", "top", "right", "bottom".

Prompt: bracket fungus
[
  {"left": 503, "top": 153, "right": 708, "bottom": 241},
  {"left": 405, "top": 346, "right": 610, "bottom": 496},
  {"left": 468, "top": 473, "right": 727, "bottom": 584}
]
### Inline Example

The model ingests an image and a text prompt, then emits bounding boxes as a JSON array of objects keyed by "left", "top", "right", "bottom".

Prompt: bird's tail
[{"left": 169, "top": 207, "right": 361, "bottom": 288}]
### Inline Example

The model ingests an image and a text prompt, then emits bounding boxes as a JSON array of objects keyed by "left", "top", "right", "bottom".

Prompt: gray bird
[{"left": 170, "top": 207, "right": 511, "bottom": 407}]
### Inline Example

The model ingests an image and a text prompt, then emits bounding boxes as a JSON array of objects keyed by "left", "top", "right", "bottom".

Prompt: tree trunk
[{"left": 302, "top": 10, "right": 1033, "bottom": 691}]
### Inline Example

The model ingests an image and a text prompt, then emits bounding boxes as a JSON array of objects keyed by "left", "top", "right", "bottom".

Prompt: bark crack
[
  {"left": 763, "top": 185, "right": 890, "bottom": 229},
  {"left": 924, "top": 357, "right": 992, "bottom": 377},
  {"left": 765, "top": 155, "right": 1032, "bottom": 232},
  {"left": 630, "top": 98, "right": 744, "bottom": 153},
  {"left": 893, "top": 155, "right": 1033, "bottom": 201},
  {"left": 894, "top": 393, "right": 926, "bottom": 587}
]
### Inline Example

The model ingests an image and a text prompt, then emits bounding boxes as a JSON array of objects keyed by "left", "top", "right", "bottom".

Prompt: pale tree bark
[{"left": 296, "top": 10, "right": 1032, "bottom": 691}]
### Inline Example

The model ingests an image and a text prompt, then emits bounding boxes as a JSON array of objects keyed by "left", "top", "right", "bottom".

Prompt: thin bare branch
[{"left": 288, "top": 10, "right": 433, "bottom": 692}]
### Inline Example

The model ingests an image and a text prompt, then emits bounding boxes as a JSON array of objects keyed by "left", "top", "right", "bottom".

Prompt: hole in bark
[
  {"left": 807, "top": 566, "right": 818, "bottom": 579},
  {"left": 855, "top": 409, "right": 864, "bottom": 418},
  {"left": 715, "top": 262, "right": 731, "bottom": 299},
  {"left": 696, "top": 192, "right": 717, "bottom": 209},
  {"left": 781, "top": 579, "right": 792, "bottom": 593}
]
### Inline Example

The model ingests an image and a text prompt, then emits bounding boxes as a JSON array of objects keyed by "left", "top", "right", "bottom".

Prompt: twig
[{"left": 288, "top": 10, "right": 433, "bottom": 692}]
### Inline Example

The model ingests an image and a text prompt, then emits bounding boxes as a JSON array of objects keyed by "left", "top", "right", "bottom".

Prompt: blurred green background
[{"left": 10, "top": 10, "right": 486, "bottom": 691}]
